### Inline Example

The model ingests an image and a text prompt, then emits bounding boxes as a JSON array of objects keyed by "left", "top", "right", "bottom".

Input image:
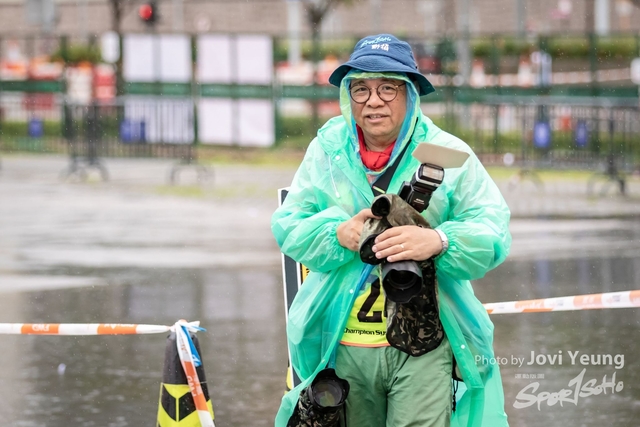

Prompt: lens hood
[
  {"left": 381, "top": 260, "right": 423, "bottom": 303},
  {"left": 307, "top": 368, "right": 350, "bottom": 412}
]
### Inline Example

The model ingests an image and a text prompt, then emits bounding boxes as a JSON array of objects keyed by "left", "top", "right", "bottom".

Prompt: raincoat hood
[{"left": 338, "top": 70, "right": 420, "bottom": 177}]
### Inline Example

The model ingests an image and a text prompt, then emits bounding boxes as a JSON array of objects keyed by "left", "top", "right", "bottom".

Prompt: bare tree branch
[
  {"left": 108, "top": 0, "right": 143, "bottom": 96},
  {"left": 301, "top": 0, "right": 349, "bottom": 29},
  {"left": 109, "top": 0, "right": 144, "bottom": 33},
  {"left": 298, "top": 0, "right": 353, "bottom": 135}
]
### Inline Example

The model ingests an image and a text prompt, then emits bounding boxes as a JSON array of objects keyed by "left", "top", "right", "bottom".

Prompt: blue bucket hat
[{"left": 328, "top": 34, "right": 435, "bottom": 97}]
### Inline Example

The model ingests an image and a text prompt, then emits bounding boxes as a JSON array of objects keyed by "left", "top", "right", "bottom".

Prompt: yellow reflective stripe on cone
[{"left": 157, "top": 383, "right": 215, "bottom": 426}]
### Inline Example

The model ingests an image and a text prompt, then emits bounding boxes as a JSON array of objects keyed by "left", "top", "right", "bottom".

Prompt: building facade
[{"left": 0, "top": 0, "right": 639, "bottom": 38}]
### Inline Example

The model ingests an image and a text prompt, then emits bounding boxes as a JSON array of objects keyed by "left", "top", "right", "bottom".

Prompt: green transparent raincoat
[{"left": 272, "top": 72, "right": 511, "bottom": 427}]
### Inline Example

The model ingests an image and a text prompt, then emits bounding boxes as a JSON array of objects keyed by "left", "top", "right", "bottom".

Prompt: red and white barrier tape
[
  {"left": 484, "top": 290, "right": 640, "bottom": 314},
  {"left": 0, "top": 323, "right": 172, "bottom": 335},
  {"left": 174, "top": 320, "right": 215, "bottom": 427},
  {"left": 0, "top": 319, "right": 214, "bottom": 425}
]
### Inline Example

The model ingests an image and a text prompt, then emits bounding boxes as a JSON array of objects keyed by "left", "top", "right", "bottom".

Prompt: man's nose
[{"left": 366, "top": 89, "right": 385, "bottom": 107}]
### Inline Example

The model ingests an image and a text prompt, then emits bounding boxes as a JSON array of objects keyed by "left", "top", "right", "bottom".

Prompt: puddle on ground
[{"left": 0, "top": 223, "right": 638, "bottom": 426}]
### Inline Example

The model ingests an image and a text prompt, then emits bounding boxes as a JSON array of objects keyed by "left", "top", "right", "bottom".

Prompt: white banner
[
  {"left": 124, "top": 34, "right": 192, "bottom": 82},
  {"left": 197, "top": 34, "right": 274, "bottom": 146},
  {"left": 238, "top": 99, "right": 274, "bottom": 147},
  {"left": 123, "top": 34, "right": 155, "bottom": 82},
  {"left": 631, "top": 58, "right": 640, "bottom": 85},
  {"left": 198, "top": 99, "right": 274, "bottom": 147},
  {"left": 197, "top": 35, "right": 233, "bottom": 83},
  {"left": 159, "top": 34, "right": 192, "bottom": 82},
  {"left": 236, "top": 34, "right": 273, "bottom": 84},
  {"left": 123, "top": 33, "right": 275, "bottom": 146},
  {"left": 198, "top": 98, "right": 234, "bottom": 145}
]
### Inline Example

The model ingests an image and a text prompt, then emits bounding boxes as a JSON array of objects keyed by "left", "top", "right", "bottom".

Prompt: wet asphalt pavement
[{"left": 1, "top": 154, "right": 639, "bottom": 426}]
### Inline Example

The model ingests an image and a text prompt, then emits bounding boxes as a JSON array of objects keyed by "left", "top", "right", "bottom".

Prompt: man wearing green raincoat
[{"left": 272, "top": 34, "right": 511, "bottom": 427}]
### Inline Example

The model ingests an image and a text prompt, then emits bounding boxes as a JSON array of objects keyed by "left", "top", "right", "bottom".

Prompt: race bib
[{"left": 340, "top": 271, "right": 389, "bottom": 347}]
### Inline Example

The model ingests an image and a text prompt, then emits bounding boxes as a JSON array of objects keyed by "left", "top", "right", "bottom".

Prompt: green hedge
[
  {"left": 274, "top": 35, "right": 639, "bottom": 64},
  {"left": 0, "top": 120, "right": 61, "bottom": 137},
  {"left": 275, "top": 115, "right": 640, "bottom": 160},
  {"left": 592, "top": 37, "right": 638, "bottom": 59},
  {"left": 0, "top": 117, "right": 119, "bottom": 139},
  {"left": 471, "top": 35, "right": 639, "bottom": 60},
  {"left": 276, "top": 116, "right": 318, "bottom": 149},
  {"left": 274, "top": 38, "right": 358, "bottom": 63},
  {"left": 50, "top": 44, "right": 102, "bottom": 65}
]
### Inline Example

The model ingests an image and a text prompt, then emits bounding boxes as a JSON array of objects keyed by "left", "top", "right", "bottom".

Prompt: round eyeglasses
[{"left": 349, "top": 82, "right": 406, "bottom": 104}]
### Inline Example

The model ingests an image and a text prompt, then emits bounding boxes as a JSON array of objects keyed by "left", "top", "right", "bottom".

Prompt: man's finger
[
  {"left": 357, "top": 208, "right": 383, "bottom": 221},
  {"left": 375, "top": 227, "right": 403, "bottom": 243},
  {"left": 356, "top": 208, "right": 373, "bottom": 220}
]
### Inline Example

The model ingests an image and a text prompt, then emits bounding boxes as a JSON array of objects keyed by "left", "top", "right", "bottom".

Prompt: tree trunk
[
  {"left": 311, "top": 23, "right": 320, "bottom": 133},
  {"left": 303, "top": 0, "right": 343, "bottom": 134},
  {"left": 442, "top": 0, "right": 456, "bottom": 37},
  {"left": 110, "top": 0, "right": 125, "bottom": 96},
  {"left": 585, "top": 0, "right": 595, "bottom": 33}
]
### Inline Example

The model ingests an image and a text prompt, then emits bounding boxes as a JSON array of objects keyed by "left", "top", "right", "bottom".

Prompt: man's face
[{"left": 350, "top": 77, "right": 407, "bottom": 149}]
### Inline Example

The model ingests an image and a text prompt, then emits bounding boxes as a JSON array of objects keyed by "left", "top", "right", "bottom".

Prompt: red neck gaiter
[{"left": 357, "top": 125, "right": 395, "bottom": 171}]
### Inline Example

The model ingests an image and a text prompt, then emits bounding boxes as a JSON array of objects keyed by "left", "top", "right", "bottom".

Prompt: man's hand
[
  {"left": 372, "top": 226, "right": 442, "bottom": 262},
  {"left": 337, "top": 209, "right": 379, "bottom": 251}
]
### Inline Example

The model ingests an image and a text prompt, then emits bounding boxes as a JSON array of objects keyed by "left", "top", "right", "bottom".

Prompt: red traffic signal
[{"left": 138, "top": 2, "right": 157, "bottom": 25}]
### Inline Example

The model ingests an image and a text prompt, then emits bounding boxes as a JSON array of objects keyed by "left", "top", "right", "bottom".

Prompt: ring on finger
[{"left": 400, "top": 244, "right": 405, "bottom": 250}]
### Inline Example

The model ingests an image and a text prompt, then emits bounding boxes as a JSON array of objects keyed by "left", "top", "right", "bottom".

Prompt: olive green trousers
[{"left": 335, "top": 338, "right": 452, "bottom": 427}]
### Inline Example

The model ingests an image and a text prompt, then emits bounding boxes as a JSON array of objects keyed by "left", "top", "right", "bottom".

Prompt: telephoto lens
[
  {"left": 381, "top": 260, "right": 423, "bottom": 303},
  {"left": 308, "top": 368, "right": 350, "bottom": 412},
  {"left": 287, "top": 368, "right": 350, "bottom": 427}
]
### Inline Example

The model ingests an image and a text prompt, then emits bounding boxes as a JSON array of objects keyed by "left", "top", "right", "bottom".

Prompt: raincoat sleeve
[
  {"left": 271, "top": 140, "right": 356, "bottom": 273},
  {"left": 434, "top": 151, "right": 511, "bottom": 281}
]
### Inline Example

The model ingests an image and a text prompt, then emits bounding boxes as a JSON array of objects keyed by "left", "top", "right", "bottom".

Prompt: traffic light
[{"left": 138, "top": 1, "right": 157, "bottom": 26}]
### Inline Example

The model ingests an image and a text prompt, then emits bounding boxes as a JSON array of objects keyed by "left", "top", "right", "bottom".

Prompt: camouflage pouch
[
  {"left": 286, "top": 387, "right": 341, "bottom": 427},
  {"left": 287, "top": 368, "right": 348, "bottom": 427},
  {"left": 385, "top": 258, "right": 444, "bottom": 356}
]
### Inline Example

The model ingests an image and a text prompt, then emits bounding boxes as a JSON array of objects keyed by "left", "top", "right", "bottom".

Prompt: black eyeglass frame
[{"left": 348, "top": 82, "right": 407, "bottom": 104}]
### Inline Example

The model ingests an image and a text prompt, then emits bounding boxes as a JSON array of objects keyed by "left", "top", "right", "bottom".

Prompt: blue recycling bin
[
  {"left": 28, "top": 118, "right": 44, "bottom": 138},
  {"left": 574, "top": 120, "right": 589, "bottom": 148},
  {"left": 533, "top": 121, "right": 551, "bottom": 149},
  {"left": 120, "top": 119, "right": 146, "bottom": 143}
]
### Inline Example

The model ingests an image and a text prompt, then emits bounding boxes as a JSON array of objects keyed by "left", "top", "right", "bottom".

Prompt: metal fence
[
  {"left": 1, "top": 92, "right": 638, "bottom": 189},
  {"left": 439, "top": 97, "right": 640, "bottom": 169},
  {"left": 0, "top": 96, "right": 206, "bottom": 182},
  {"left": 2, "top": 95, "right": 639, "bottom": 164},
  {"left": 429, "top": 97, "right": 639, "bottom": 194}
]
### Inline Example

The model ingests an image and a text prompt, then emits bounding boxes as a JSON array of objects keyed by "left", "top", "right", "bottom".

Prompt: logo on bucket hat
[
  {"left": 329, "top": 34, "right": 435, "bottom": 97},
  {"left": 359, "top": 35, "right": 393, "bottom": 47}
]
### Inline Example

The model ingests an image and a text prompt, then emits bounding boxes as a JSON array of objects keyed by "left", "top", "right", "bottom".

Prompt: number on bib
[{"left": 357, "top": 278, "right": 383, "bottom": 323}]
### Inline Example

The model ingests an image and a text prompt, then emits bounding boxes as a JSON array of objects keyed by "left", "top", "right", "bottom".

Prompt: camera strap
[{"left": 370, "top": 120, "right": 417, "bottom": 196}]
